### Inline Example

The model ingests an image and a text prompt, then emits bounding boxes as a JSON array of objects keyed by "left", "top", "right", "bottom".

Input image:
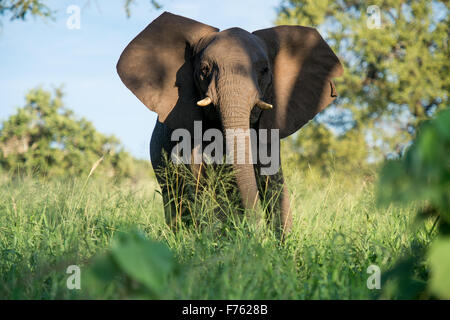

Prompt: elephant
[{"left": 116, "top": 12, "right": 343, "bottom": 236}]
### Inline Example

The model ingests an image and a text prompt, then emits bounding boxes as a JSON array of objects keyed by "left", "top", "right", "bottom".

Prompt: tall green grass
[{"left": 0, "top": 165, "right": 433, "bottom": 299}]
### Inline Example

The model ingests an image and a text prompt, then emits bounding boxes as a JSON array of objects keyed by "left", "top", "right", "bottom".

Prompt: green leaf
[
  {"left": 428, "top": 237, "right": 450, "bottom": 299},
  {"left": 88, "top": 253, "right": 120, "bottom": 283},
  {"left": 110, "top": 230, "right": 175, "bottom": 295}
]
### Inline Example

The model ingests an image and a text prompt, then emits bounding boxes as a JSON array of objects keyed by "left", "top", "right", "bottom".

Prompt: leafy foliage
[
  {"left": 428, "top": 237, "right": 450, "bottom": 299},
  {"left": 84, "top": 230, "right": 176, "bottom": 298},
  {"left": 0, "top": 87, "right": 135, "bottom": 179},
  {"left": 377, "top": 108, "right": 450, "bottom": 299},
  {"left": 283, "top": 120, "right": 370, "bottom": 175},
  {"left": 277, "top": 0, "right": 449, "bottom": 159},
  {"left": 378, "top": 108, "right": 450, "bottom": 224},
  {"left": 0, "top": 0, "right": 52, "bottom": 21}
]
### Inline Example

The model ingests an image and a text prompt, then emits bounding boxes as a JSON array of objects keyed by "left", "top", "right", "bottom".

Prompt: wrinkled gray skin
[
  {"left": 150, "top": 28, "right": 291, "bottom": 236},
  {"left": 150, "top": 114, "right": 288, "bottom": 234},
  {"left": 117, "top": 13, "right": 343, "bottom": 238}
]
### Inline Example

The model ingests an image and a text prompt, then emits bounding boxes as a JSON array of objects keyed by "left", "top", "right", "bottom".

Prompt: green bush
[
  {"left": 84, "top": 230, "right": 176, "bottom": 299},
  {"left": 0, "top": 87, "right": 135, "bottom": 179},
  {"left": 378, "top": 108, "right": 450, "bottom": 299},
  {"left": 282, "top": 120, "right": 371, "bottom": 176}
]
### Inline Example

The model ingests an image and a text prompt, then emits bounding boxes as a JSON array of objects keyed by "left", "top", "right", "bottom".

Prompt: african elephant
[{"left": 117, "top": 12, "right": 343, "bottom": 236}]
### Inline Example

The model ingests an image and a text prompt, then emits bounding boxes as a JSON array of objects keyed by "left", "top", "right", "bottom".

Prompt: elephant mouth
[
  {"left": 250, "top": 105, "right": 263, "bottom": 125},
  {"left": 196, "top": 93, "right": 272, "bottom": 129}
]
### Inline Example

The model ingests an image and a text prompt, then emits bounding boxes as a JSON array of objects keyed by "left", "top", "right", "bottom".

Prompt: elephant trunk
[{"left": 220, "top": 107, "right": 259, "bottom": 213}]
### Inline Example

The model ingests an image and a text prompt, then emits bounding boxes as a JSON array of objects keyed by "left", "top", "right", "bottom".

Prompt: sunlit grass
[{"left": 0, "top": 165, "right": 433, "bottom": 299}]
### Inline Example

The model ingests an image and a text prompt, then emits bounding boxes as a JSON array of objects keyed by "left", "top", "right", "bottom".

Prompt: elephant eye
[
  {"left": 258, "top": 66, "right": 271, "bottom": 89},
  {"left": 200, "top": 64, "right": 211, "bottom": 78}
]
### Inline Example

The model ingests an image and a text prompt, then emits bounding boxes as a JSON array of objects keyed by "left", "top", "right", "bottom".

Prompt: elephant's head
[{"left": 117, "top": 12, "right": 343, "bottom": 211}]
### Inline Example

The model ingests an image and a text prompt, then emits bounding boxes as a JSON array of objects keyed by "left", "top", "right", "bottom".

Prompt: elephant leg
[
  {"left": 279, "top": 181, "right": 292, "bottom": 236},
  {"left": 255, "top": 164, "right": 292, "bottom": 238},
  {"left": 155, "top": 171, "right": 179, "bottom": 227},
  {"left": 150, "top": 120, "right": 187, "bottom": 228}
]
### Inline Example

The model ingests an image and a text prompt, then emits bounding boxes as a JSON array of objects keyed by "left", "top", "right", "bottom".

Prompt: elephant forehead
[{"left": 204, "top": 28, "right": 268, "bottom": 62}]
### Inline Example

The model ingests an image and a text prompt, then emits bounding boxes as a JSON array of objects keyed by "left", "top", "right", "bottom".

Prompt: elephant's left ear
[{"left": 253, "top": 26, "right": 343, "bottom": 138}]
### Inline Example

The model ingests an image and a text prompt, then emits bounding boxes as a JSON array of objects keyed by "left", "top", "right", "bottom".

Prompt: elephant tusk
[
  {"left": 256, "top": 100, "right": 273, "bottom": 110},
  {"left": 197, "top": 96, "right": 212, "bottom": 107}
]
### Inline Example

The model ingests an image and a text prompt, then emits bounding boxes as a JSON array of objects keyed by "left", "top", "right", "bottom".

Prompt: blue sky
[{"left": 0, "top": 0, "right": 280, "bottom": 159}]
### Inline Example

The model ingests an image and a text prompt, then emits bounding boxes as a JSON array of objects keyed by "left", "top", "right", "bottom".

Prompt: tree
[
  {"left": 0, "top": 0, "right": 52, "bottom": 21},
  {"left": 0, "top": 0, "right": 162, "bottom": 23},
  {"left": 282, "top": 120, "right": 370, "bottom": 175},
  {"left": 124, "top": 0, "right": 161, "bottom": 18},
  {"left": 277, "top": 0, "right": 449, "bottom": 161},
  {"left": 377, "top": 107, "right": 450, "bottom": 299},
  {"left": 0, "top": 87, "right": 134, "bottom": 178}
]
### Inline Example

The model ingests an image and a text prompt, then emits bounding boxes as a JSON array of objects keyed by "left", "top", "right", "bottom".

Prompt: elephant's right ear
[{"left": 116, "top": 12, "right": 218, "bottom": 132}]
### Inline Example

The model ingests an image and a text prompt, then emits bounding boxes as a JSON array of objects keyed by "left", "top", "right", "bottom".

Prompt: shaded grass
[{"left": 0, "top": 166, "right": 433, "bottom": 299}]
